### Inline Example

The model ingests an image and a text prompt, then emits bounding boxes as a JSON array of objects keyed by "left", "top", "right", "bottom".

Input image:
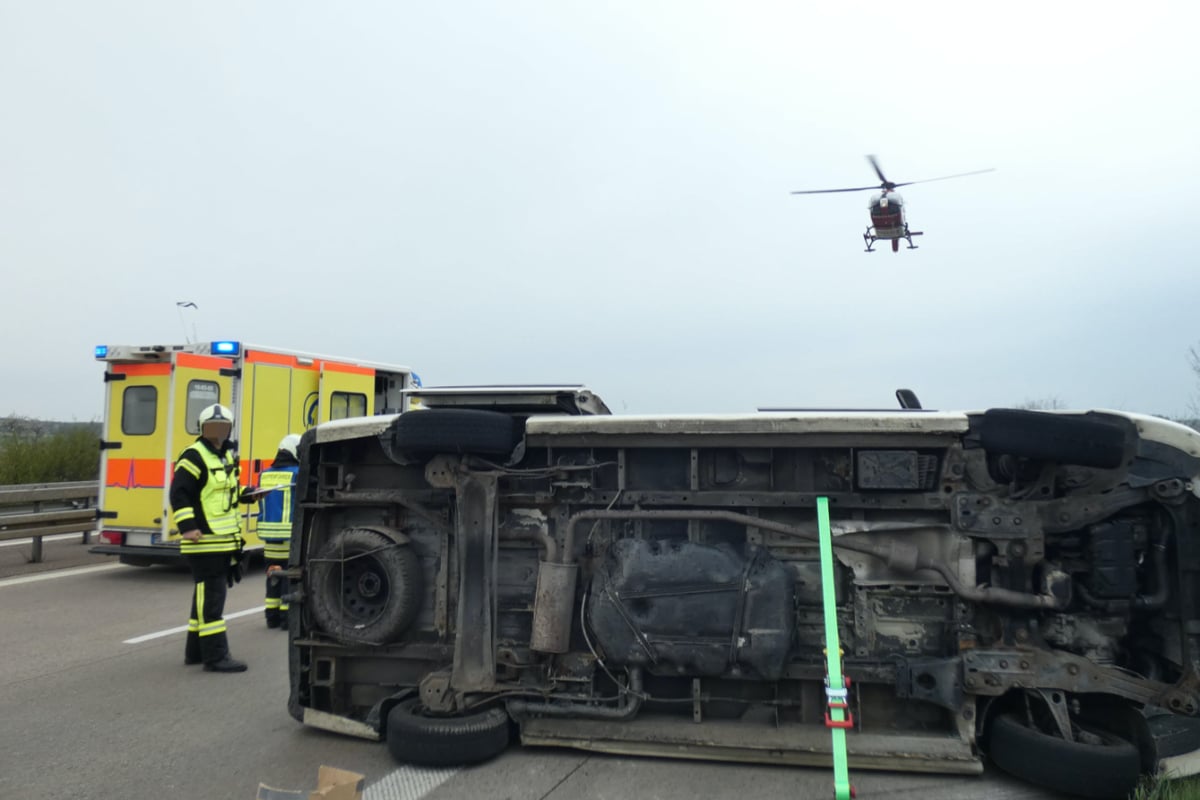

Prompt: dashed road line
[{"left": 363, "top": 766, "right": 459, "bottom": 800}]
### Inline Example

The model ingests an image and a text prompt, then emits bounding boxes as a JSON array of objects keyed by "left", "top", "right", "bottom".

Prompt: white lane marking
[
  {"left": 364, "top": 766, "right": 458, "bottom": 800},
  {"left": 0, "top": 562, "right": 128, "bottom": 588},
  {"left": 0, "top": 532, "right": 85, "bottom": 549},
  {"left": 123, "top": 605, "right": 267, "bottom": 644}
]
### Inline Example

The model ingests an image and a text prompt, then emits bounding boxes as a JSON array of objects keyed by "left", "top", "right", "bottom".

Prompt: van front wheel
[
  {"left": 987, "top": 711, "right": 1141, "bottom": 799},
  {"left": 385, "top": 698, "right": 510, "bottom": 767}
]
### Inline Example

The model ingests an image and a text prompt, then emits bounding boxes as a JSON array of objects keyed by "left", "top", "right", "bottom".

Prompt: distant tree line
[{"left": 0, "top": 417, "right": 100, "bottom": 485}]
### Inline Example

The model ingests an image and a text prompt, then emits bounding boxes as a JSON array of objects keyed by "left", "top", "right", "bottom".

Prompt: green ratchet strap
[{"left": 818, "top": 496, "right": 854, "bottom": 800}]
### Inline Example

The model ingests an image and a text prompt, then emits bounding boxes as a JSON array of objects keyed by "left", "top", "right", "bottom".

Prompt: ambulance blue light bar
[
  {"left": 94, "top": 345, "right": 108, "bottom": 359},
  {"left": 211, "top": 340, "right": 241, "bottom": 356}
]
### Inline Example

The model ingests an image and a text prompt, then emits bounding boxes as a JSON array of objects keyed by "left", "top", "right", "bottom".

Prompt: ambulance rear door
[{"left": 98, "top": 360, "right": 172, "bottom": 539}]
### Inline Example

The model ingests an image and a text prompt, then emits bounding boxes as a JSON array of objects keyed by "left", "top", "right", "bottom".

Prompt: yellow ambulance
[{"left": 90, "top": 340, "right": 417, "bottom": 566}]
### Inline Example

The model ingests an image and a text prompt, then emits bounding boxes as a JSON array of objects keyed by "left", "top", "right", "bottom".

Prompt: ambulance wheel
[
  {"left": 986, "top": 712, "right": 1141, "bottom": 799},
  {"left": 385, "top": 698, "right": 510, "bottom": 767},
  {"left": 307, "top": 528, "right": 423, "bottom": 646},
  {"left": 391, "top": 409, "right": 520, "bottom": 457}
]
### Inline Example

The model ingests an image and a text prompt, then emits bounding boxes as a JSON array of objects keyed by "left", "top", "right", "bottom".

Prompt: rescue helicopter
[{"left": 791, "top": 155, "right": 994, "bottom": 252}]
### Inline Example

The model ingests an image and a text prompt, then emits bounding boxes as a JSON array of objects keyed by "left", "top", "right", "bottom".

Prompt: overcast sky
[{"left": 2, "top": 2, "right": 1198, "bottom": 420}]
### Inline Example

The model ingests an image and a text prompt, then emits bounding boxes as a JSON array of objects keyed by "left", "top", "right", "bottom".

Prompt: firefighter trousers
[
  {"left": 264, "top": 558, "right": 289, "bottom": 627},
  {"left": 185, "top": 552, "right": 233, "bottom": 665}
]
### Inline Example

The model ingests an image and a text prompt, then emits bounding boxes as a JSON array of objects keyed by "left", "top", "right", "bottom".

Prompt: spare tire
[
  {"left": 976, "top": 409, "right": 1130, "bottom": 469},
  {"left": 307, "top": 528, "right": 423, "bottom": 645},
  {"left": 385, "top": 697, "right": 510, "bottom": 766},
  {"left": 391, "top": 409, "right": 520, "bottom": 457}
]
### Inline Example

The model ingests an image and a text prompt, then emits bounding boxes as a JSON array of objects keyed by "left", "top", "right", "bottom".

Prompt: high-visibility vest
[
  {"left": 257, "top": 465, "right": 298, "bottom": 560},
  {"left": 174, "top": 442, "right": 241, "bottom": 555}
]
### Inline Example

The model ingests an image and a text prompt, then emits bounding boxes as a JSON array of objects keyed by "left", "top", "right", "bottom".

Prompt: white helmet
[
  {"left": 197, "top": 404, "right": 234, "bottom": 428},
  {"left": 278, "top": 433, "right": 302, "bottom": 459}
]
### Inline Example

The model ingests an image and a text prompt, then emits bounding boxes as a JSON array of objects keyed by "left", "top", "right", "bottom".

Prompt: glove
[{"left": 226, "top": 557, "right": 243, "bottom": 588}]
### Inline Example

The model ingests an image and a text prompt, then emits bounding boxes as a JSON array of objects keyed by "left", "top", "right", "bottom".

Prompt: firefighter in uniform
[
  {"left": 258, "top": 433, "right": 301, "bottom": 629},
  {"left": 169, "top": 403, "right": 252, "bottom": 672}
]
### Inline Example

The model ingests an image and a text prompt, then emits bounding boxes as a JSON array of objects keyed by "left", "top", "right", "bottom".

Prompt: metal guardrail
[{"left": 0, "top": 481, "right": 99, "bottom": 562}]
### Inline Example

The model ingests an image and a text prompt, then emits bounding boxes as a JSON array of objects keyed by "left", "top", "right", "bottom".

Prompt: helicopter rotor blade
[
  {"left": 790, "top": 185, "right": 880, "bottom": 195},
  {"left": 890, "top": 168, "right": 996, "bottom": 189},
  {"left": 866, "top": 154, "right": 889, "bottom": 186}
]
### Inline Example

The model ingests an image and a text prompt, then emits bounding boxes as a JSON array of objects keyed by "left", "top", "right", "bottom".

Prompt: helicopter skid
[{"left": 864, "top": 225, "right": 922, "bottom": 252}]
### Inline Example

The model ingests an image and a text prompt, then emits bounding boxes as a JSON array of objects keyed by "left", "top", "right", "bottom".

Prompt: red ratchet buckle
[{"left": 823, "top": 674, "right": 854, "bottom": 728}]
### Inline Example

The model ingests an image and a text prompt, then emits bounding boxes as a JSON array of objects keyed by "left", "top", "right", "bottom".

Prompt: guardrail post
[
  {"left": 31, "top": 499, "right": 44, "bottom": 563},
  {"left": 81, "top": 495, "right": 92, "bottom": 545}
]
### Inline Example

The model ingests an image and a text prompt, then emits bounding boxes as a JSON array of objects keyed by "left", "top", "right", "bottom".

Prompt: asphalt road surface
[{"left": 0, "top": 542, "right": 1068, "bottom": 800}]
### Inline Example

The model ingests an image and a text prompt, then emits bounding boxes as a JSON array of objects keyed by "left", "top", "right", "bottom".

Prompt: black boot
[{"left": 200, "top": 631, "right": 247, "bottom": 672}]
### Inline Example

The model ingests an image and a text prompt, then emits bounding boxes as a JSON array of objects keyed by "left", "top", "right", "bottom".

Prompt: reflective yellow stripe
[
  {"left": 176, "top": 459, "right": 201, "bottom": 479},
  {"left": 279, "top": 601, "right": 289, "bottom": 611},
  {"left": 265, "top": 598, "right": 281, "bottom": 610},
  {"left": 196, "top": 583, "right": 206, "bottom": 624},
  {"left": 180, "top": 534, "right": 240, "bottom": 555},
  {"left": 188, "top": 619, "right": 199, "bottom": 632},
  {"left": 205, "top": 510, "right": 241, "bottom": 536},
  {"left": 263, "top": 542, "right": 290, "bottom": 559},
  {"left": 173, "top": 508, "right": 196, "bottom": 524},
  {"left": 198, "top": 620, "right": 226, "bottom": 637}
]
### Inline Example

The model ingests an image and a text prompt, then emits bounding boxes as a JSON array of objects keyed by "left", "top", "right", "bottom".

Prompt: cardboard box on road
[{"left": 255, "top": 766, "right": 364, "bottom": 800}]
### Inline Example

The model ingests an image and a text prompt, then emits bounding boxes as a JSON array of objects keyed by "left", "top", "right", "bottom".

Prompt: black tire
[
  {"left": 977, "top": 409, "right": 1129, "bottom": 469},
  {"left": 391, "top": 409, "right": 520, "bottom": 457},
  {"left": 987, "top": 712, "right": 1141, "bottom": 799},
  {"left": 307, "top": 528, "right": 423, "bottom": 645},
  {"left": 385, "top": 697, "right": 510, "bottom": 766}
]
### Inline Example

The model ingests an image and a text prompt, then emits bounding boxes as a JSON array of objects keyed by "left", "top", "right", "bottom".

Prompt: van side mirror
[{"left": 896, "top": 389, "right": 922, "bottom": 410}]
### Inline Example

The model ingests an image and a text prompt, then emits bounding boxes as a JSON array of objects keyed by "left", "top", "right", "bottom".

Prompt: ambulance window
[
  {"left": 330, "top": 391, "right": 367, "bottom": 420},
  {"left": 185, "top": 381, "right": 221, "bottom": 434},
  {"left": 121, "top": 386, "right": 157, "bottom": 435}
]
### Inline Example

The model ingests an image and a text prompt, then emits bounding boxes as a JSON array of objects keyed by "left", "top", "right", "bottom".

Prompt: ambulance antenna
[{"left": 176, "top": 301, "right": 199, "bottom": 344}]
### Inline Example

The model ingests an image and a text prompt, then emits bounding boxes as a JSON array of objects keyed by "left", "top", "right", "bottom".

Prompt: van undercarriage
[{"left": 287, "top": 391, "right": 1200, "bottom": 799}]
